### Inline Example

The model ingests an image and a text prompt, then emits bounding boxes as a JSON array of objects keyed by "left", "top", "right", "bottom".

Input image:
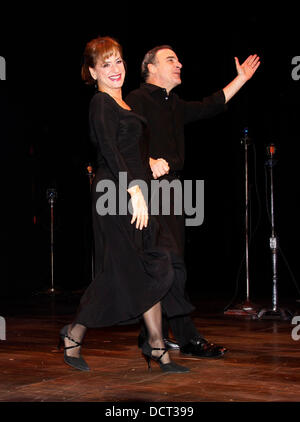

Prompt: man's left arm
[
  {"left": 184, "top": 54, "right": 260, "bottom": 123},
  {"left": 223, "top": 54, "right": 260, "bottom": 103}
]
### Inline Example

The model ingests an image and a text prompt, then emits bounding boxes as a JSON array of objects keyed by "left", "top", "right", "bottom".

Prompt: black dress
[{"left": 74, "top": 92, "right": 194, "bottom": 328}]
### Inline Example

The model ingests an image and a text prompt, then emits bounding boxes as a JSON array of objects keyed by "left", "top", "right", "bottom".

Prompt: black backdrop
[{"left": 1, "top": 6, "right": 300, "bottom": 306}]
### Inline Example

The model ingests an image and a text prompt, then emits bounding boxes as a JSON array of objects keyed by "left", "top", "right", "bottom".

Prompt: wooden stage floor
[{"left": 1, "top": 292, "right": 300, "bottom": 407}]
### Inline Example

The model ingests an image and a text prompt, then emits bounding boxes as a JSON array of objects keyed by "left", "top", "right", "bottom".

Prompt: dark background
[{"left": 1, "top": 6, "right": 300, "bottom": 308}]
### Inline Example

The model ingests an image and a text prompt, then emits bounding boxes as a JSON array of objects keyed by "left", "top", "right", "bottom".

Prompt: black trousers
[{"left": 143, "top": 173, "right": 202, "bottom": 347}]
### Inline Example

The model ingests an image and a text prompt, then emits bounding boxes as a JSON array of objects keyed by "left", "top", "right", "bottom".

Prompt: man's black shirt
[{"left": 125, "top": 83, "right": 227, "bottom": 172}]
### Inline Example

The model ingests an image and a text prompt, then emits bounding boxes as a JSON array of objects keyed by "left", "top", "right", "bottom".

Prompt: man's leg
[{"left": 167, "top": 314, "right": 201, "bottom": 348}]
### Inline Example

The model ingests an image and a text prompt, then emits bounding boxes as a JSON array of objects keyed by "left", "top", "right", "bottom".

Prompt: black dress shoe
[
  {"left": 180, "top": 337, "right": 228, "bottom": 359},
  {"left": 138, "top": 333, "right": 179, "bottom": 350}
]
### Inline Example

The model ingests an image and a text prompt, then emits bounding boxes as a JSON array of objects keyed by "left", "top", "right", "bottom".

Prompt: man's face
[{"left": 150, "top": 48, "right": 182, "bottom": 92}]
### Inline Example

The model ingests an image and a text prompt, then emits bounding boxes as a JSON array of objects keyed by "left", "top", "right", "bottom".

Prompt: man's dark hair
[{"left": 141, "top": 45, "right": 174, "bottom": 80}]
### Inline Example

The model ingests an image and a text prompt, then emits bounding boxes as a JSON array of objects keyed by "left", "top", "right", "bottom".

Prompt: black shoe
[
  {"left": 138, "top": 333, "right": 179, "bottom": 350},
  {"left": 58, "top": 325, "right": 90, "bottom": 371},
  {"left": 142, "top": 341, "right": 190, "bottom": 373},
  {"left": 180, "top": 337, "right": 228, "bottom": 359}
]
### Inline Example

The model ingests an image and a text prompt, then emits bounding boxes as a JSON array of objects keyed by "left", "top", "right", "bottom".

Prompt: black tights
[{"left": 65, "top": 301, "right": 170, "bottom": 364}]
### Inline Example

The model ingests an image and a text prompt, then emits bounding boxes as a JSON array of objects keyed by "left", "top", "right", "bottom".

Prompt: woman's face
[{"left": 90, "top": 51, "right": 125, "bottom": 92}]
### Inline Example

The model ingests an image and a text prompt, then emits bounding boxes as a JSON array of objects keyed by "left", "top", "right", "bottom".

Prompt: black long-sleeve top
[
  {"left": 89, "top": 91, "right": 147, "bottom": 184},
  {"left": 126, "top": 83, "right": 227, "bottom": 172}
]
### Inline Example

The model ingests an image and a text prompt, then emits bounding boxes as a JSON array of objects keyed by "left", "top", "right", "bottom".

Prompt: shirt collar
[
  {"left": 141, "top": 82, "right": 167, "bottom": 94},
  {"left": 141, "top": 83, "right": 172, "bottom": 99}
]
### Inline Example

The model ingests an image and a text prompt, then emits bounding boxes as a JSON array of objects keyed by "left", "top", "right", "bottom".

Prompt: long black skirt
[{"left": 74, "top": 168, "right": 194, "bottom": 328}]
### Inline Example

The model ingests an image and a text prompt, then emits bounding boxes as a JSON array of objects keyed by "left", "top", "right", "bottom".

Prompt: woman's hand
[
  {"left": 127, "top": 185, "right": 148, "bottom": 230},
  {"left": 149, "top": 157, "right": 169, "bottom": 179}
]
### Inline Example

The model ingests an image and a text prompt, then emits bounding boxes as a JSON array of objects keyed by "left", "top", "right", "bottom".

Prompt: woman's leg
[
  {"left": 142, "top": 301, "right": 171, "bottom": 364},
  {"left": 64, "top": 323, "right": 87, "bottom": 357}
]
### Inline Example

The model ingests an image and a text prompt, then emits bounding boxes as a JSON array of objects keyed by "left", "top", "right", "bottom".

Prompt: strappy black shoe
[
  {"left": 58, "top": 325, "right": 90, "bottom": 371},
  {"left": 142, "top": 341, "right": 189, "bottom": 373}
]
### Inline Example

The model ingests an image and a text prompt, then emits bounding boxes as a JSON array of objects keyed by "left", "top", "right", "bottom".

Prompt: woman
[{"left": 58, "top": 36, "right": 191, "bottom": 373}]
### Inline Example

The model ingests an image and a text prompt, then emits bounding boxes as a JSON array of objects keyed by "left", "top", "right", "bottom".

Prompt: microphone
[
  {"left": 266, "top": 143, "right": 276, "bottom": 157},
  {"left": 241, "top": 127, "right": 251, "bottom": 145},
  {"left": 87, "top": 163, "right": 93, "bottom": 175},
  {"left": 265, "top": 143, "right": 277, "bottom": 168}
]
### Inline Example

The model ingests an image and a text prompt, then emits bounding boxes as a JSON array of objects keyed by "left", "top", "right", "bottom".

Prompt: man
[{"left": 126, "top": 45, "right": 260, "bottom": 358}]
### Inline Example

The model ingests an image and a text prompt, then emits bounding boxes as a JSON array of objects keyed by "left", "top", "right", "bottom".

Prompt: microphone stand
[
  {"left": 46, "top": 188, "right": 60, "bottom": 295},
  {"left": 71, "top": 164, "right": 95, "bottom": 296},
  {"left": 257, "top": 144, "right": 293, "bottom": 320},
  {"left": 87, "top": 164, "right": 95, "bottom": 281},
  {"left": 225, "top": 128, "right": 258, "bottom": 317},
  {"left": 36, "top": 188, "right": 61, "bottom": 298}
]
